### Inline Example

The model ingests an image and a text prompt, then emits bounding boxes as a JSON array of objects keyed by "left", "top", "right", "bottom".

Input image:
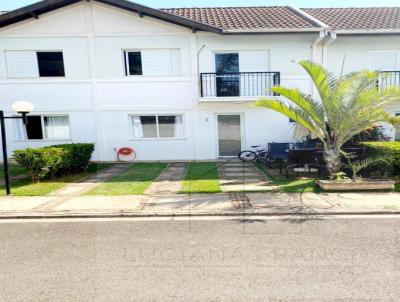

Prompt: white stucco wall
[
  {"left": 327, "top": 35, "right": 400, "bottom": 74},
  {"left": 1, "top": 1, "right": 398, "bottom": 162}
]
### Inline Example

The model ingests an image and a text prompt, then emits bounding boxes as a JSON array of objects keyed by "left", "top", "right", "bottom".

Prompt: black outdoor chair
[
  {"left": 285, "top": 149, "right": 325, "bottom": 178},
  {"left": 267, "top": 142, "right": 290, "bottom": 173},
  {"left": 292, "top": 141, "right": 317, "bottom": 150}
]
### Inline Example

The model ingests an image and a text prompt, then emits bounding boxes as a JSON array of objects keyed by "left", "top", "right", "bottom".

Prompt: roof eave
[
  {"left": 0, "top": 0, "right": 223, "bottom": 33},
  {"left": 334, "top": 29, "right": 400, "bottom": 35},
  {"left": 222, "top": 27, "right": 325, "bottom": 34},
  {"left": 95, "top": 0, "right": 223, "bottom": 34},
  {"left": 0, "top": 0, "right": 80, "bottom": 28}
]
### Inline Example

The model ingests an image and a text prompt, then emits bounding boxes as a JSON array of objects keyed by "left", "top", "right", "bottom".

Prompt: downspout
[
  {"left": 197, "top": 44, "right": 206, "bottom": 97},
  {"left": 193, "top": 39, "right": 206, "bottom": 161},
  {"left": 322, "top": 31, "right": 337, "bottom": 68},
  {"left": 312, "top": 30, "right": 327, "bottom": 63},
  {"left": 310, "top": 30, "right": 327, "bottom": 96}
]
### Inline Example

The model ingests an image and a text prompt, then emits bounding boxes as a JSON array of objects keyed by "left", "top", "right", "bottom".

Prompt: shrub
[
  {"left": 52, "top": 143, "right": 95, "bottom": 173},
  {"left": 13, "top": 143, "right": 94, "bottom": 182},
  {"left": 361, "top": 142, "right": 400, "bottom": 177}
]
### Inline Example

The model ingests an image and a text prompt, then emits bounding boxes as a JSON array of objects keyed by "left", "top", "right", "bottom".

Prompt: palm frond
[
  {"left": 270, "top": 86, "right": 325, "bottom": 127},
  {"left": 297, "top": 60, "right": 337, "bottom": 104},
  {"left": 254, "top": 99, "right": 324, "bottom": 138}
]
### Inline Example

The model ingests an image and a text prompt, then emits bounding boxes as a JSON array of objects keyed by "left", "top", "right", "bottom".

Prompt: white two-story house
[{"left": 0, "top": 0, "right": 399, "bottom": 161}]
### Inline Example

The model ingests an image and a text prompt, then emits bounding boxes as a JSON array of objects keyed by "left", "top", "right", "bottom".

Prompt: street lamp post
[{"left": 1, "top": 101, "right": 34, "bottom": 195}]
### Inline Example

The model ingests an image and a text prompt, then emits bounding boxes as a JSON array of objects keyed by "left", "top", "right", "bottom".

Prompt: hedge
[
  {"left": 361, "top": 141, "right": 400, "bottom": 176},
  {"left": 13, "top": 143, "right": 94, "bottom": 182}
]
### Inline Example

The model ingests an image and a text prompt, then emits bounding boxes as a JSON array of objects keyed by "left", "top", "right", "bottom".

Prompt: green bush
[
  {"left": 361, "top": 142, "right": 400, "bottom": 176},
  {"left": 13, "top": 143, "right": 94, "bottom": 182},
  {"left": 52, "top": 143, "right": 95, "bottom": 172}
]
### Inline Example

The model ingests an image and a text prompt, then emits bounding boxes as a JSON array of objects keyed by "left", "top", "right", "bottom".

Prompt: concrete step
[
  {"left": 222, "top": 172, "right": 265, "bottom": 178},
  {"left": 221, "top": 175, "right": 266, "bottom": 181},
  {"left": 218, "top": 163, "right": 256, "bottom": 168},
  {"left": 221, "top": 168, "right": 260, "bottom": 173},
  {"left": 221, "top": 179, "right": 268, "bottom": 184}
]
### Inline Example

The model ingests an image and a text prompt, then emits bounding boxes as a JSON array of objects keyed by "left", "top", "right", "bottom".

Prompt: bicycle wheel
[
  {"left": 256, "top": 151, "right": 268, "bottom": 164},
  {"left": 238, "top": 151, "right": 257, "bottom": 162}
]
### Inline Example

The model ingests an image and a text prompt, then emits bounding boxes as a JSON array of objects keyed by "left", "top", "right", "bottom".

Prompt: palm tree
[{"left": 254, "top": 60, "right": 400, "bottom": 176}]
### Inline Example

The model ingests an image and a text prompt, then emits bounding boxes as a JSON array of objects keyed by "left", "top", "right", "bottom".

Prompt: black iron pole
[{"left": 0, "top": 111, "right": 10, "bottom": 195}]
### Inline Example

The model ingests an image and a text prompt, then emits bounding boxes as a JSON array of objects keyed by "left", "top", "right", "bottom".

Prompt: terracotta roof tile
[
  {"left": 162, "top": 7, "right": 320, "bottom": 30},
  {"left": 303, "top": 7, "right": 400, "bottom": 30}
]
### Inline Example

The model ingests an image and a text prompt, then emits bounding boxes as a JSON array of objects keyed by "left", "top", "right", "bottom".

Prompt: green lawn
[
  {"left": 86, "top": 163, "right": 167, "bottom": 195},
  {"left": 255, "top": 162, "right": 319, "bottom": 193},
  {"left": 0, "top": 163, "right": 112, "bottom": 196},
  {"left": 180, "top": 162, "right": 221, "bottom": 193}
]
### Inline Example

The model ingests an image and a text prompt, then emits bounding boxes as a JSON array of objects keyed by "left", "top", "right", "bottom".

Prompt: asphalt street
[{"left": 0, "top": 216, "right": 399, "bottom": 301}]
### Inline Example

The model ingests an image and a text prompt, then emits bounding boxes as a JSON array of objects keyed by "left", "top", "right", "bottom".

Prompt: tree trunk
[{"left": 323, "top": 145, "right": 341, "bottom": 177}]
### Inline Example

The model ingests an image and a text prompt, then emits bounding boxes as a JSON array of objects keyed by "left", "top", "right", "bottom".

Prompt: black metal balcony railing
[
  {"left": 377, "top": 71, "right": 400, "bottom": 90},
  {"left": 200, "top": 72, "right": 280, "bottom": 98}
]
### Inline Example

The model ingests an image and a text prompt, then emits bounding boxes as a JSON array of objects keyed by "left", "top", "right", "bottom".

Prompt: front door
[{"left": 217, "top": 114, "right": 242, "bottom": 157}]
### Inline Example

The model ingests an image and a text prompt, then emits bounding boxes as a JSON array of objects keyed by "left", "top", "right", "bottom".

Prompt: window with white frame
[
  {"left": 6, "top": 51, "right": 65, "bottom": 78},
  {"left": 15, "top": 115, "right": 70, "bottom": 140},
  {"left": 123, "top": 49, "right": 181, "bottom": 76},
  {"left": 131, "top": 115, "right": 183, "bottom": 139}
]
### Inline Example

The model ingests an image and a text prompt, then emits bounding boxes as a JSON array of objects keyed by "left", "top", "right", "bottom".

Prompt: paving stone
[
  {"left": 145, "top": 163, "right": 187, "bottom": 195},
  {"left": 218, "top": 162, "right": 272, "bottom": 192}
]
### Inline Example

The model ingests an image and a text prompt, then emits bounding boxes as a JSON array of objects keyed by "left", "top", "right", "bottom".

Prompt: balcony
[
  {"left": 200, "top": 72, "right": 280, "bottom": 100},
  {"left": 377, "top": 71, "right": 400, "bottom": 89}
]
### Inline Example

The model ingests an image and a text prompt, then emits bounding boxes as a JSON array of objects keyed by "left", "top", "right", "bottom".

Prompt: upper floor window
[
  {"left": 212, "top": 51, "right": 270, "bottom": 97},
  {"left": 6, "top": 51, "right": 65, "bottom": 78},
  {"left": 123, "top": 49, "right": 181, "bottom": 77},
  {"left": 125, "top": 51, "right": 142, "bottom": 75},
  {"left": 37, "top": 52, "right": 65, "bottom": 77},
  {"left": 15, "top": 115, "right": 70, "bottom": 140}
]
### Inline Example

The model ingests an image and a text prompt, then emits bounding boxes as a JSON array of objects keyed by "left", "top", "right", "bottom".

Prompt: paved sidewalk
[{"left": 0, "top": 192, "right": 400, "bottom": 218}]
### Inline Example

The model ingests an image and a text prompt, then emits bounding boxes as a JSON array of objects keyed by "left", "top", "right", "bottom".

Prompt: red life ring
[{"left": 118, "top": 147, "right": 134, "bottom": 155}]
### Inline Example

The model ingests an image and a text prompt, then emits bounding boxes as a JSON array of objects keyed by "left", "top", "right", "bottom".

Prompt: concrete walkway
[
  {"left": 218, "top": 161, "right": 275, "bottom": 192},
  {"left": 1, "top": 192, "right": 400, "bottom": 218},
  {"left": 145, "top": 163, "right": 187, "bottom": 195},
  {"left": 50, "top": 164, "right": 130, "bottom": 196}
]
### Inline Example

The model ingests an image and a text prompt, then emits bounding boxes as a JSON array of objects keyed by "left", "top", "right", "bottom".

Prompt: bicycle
[{"left": 238, "top": 145, "right": 268, "bottom": 163}]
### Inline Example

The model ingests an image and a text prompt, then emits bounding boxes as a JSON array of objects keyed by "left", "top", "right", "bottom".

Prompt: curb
[{"left": 2, "top": 210, "right": 400, "bottom": 219}]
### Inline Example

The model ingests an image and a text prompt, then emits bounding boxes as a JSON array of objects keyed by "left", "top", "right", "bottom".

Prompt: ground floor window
[
  {"left": 131, "top": 115, "right": 183, "bottom": 139},
  {"left": 15, "top": 115, "right": 70, "bottom": 140}
]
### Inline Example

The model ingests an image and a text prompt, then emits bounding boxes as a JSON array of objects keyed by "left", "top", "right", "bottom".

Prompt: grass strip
[
  {"left": 86, "top": 163, "right": 167, "bottom": 195},
  {"left": 180, "top": 162, "right": 221, "bottom": 193}
]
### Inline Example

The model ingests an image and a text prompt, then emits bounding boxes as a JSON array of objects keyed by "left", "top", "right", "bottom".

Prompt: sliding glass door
[{"left": 215, "top": 53, "right": 239, "bottom": 97}]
